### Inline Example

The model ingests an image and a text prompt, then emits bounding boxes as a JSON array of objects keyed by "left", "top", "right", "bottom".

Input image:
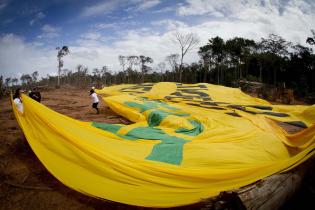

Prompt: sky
[{"left": 0, "top": 0, "right": 315, "bottom": 79}]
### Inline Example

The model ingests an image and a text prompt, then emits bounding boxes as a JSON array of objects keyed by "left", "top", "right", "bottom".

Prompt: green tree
[
  {"left": 225, "top": 37, "right": 256, "bottom": 79},
  {"left": 127, "top": 56, "right": 139, "bottom": 83},
  {"left": 306, "top": 29, "right": 315, "bottom": 45},
  {"left": 20, "top": 74, "right": 32, "bottom": 87},
  {"left": 56, "top": 46, "right": 70, "bottom": 87},
  {"left": 32, "top": 71, "right": 39, "bottom": 83},
  {"left": 5, "top": 77, "right": 11, "bottom": 87},
  {"left": 165, "top": 54, "right": 179, "bottom": 81},
  {"left": 259, "top": 34, "right": 291, "bottom": 86},
  {"left": 118, "top": 55, "right": 127, "bottom": 72},
  {"left": 101, "top": 66, "right": 108, "bottom": 86},
  {"left": 0, "top": 76, "right": 3, "bottom": 97},
  {"left": 12, "top": 78, "right": 18, "bottom": 86},
  {"left": 199, "top": 36, "right": 226, "bottom": 84},
  {"left": 139, "top": 55, "right": 153, "bottom": 83},
  {"left": 157, "top": 62, "right": 166, "bottom": 81}
]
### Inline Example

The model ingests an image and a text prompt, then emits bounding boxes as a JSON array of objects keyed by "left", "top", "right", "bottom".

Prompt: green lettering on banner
[
  {"left": 175, "top": 120, "right": 204, "bottom": 136},
  {"left": 91, "top": 98, "right": 206, "bottom": 165},
  {"left": 92, "top": 123, "right": 190, "bottom": 165}
]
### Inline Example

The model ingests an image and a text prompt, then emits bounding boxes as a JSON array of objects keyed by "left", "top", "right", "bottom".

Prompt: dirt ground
[
  {"left": 0, "top": 88, "right": 314, "bottom": 210},
  {"left": 0, "top": 88, "right": 204, "bottom": 210}
]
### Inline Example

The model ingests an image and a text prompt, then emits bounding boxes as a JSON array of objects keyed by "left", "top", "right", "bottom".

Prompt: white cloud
[
  {"left": 1, "top": 0, "right": 315, "bottom": 79},
  {"left": 0, "top": 0, "right": 9, "bottom": 10},
  {"left": 29, "top": 11, "right": 45, "bottom": 26},
  {"left": 175, "top": 0, "right": 315, "bottom": 44},
  {"left": 177, "top": 0, "right": 263, "bottom": 17},
  {"left": 38, "top": 24, "right": 61, "bottom": 39},
  {"left": 81, "top": 0, "right": 119, "bottom": 17},
  {"left": 29, "top": 20, "right": 35, "bottom": 26},
  {"left": 136, "top": 0, "right": 160, "bottom": 11},
  {"left": 177, "top": 0, "right": 315, "bottom": 17},
  {"left": 94, "top": 23, "right": 117, "bottom": 30},
  {"left": 76, "top": 32, "right": 110, "bottom": 47},
  {"left": 81, "top": 0, "right": 161, "bottom": 18},
  {"left": 153, "top": 7, "right": 175, "bottom": 14},
  {"left": 2, "top": 18, "right": 13, "bottom": 24},
  {"left": 80, "top": 32, "right": 103, "bottom": 40},
  {"left": 0, "top": 34, "right": 56, "bottom": 79},
  {"left": 152, "top": 19, "right": 187, "bottom": 30}
]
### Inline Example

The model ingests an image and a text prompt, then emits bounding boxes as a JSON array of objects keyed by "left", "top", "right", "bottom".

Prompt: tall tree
[
  {"left": 173, "top": 31, "right": 200, "bottom": 82},
  {"left": 118, "top": 55, "right": 127, "bottom": 72},
  {"left": 198, "top": 44, "right": 213, "bottom": 82},
  {"left": 0, "top": 76, "right": 3, "bottom": 97},
  {"left": 157, "top": 62, "right": 166, "bottom": 81},
  {"left": 127, "top": 56, "right": 139, "bottom": 83},
  {"left": 56, "top": 46, "right": 70, "bottom": 87},
  {"left": 5, "top": 77, "right": 11, "bottom": 87},
  {"left": 32, "top": 71, "right": 39, "bottom": 83},
  {"left": 92, "top": 68, "right": 100, "bottom": 77},
  {"left": 225, "top": 37, "right": 256, "bottom": 79},
  {"left": 20, "top": 74, "right": 32, "bottom": 87},
  {"left": 306, "top": 29, "right": 315, "bottom": 45},
  {"left": 288, "top": 44, "right": 315, "bottom": 96},
  {"left": 165, "top": 54, "right": 179, "bottom": 81},
  {"left": 259, "top": 34, "right": 291, "bottom": 86},
  {"left": 139, "top": 55, "right": 153, "bottom": 83},
  {"left": 92, "top": 68, "right": 100, "bottom": 85},
  {"left": 127, "top": 56, "right": 139, "bottom": 70},
  {"left": 199, "top": 37, "right": 226, "bottom": 84},
  {"left": 12, "top": 78, "right": 18, "bottom": 86},
  {"left": 101, "top": 66, "right": 108, "bottom": 86}
]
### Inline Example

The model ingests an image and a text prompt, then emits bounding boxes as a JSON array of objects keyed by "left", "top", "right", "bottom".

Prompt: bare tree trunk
[
  {"left": 141, "top": 67, "right": 144, "bottom": 84},
  {"left": 203, "top": 65, "right": 208, "bottom": 82},
  {"left": 179, "top": 54, "right": 184, "bottom": 82},
  {"left": 259, "top": 64, "right": 262, "bottom": 82},
  {"left": 217, "top": 65, "right": 220, "bottom": 84},
  {"left": 57, "top": 59, "right": 61, "bottom": 88},
  {"left": 274, "top": 68, "right": 277, "bottom": 86}
]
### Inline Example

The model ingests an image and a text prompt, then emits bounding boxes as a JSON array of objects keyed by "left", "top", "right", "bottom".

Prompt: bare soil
[{"left": 0, "top": 88, "right": 313, "bottom": 210}]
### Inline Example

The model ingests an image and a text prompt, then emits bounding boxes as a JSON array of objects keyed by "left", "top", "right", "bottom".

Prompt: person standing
[
  {"left": 29, "top": 87, "right": 41, "bottom": 102},
  {"left": 13, "top": 88, "right": 24, "bottom": 113},
  {"left": 90, "top": 88, "right": 99, "bottom": 114}
]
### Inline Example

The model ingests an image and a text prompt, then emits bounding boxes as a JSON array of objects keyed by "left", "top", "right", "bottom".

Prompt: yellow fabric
[{"left": 12, "top": 82, "right": 315, "bottom": 208}]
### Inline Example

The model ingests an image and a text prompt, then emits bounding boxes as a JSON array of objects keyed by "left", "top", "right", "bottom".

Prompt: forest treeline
[{"left": 1, "top": 32, "right": 315, "bottom": 100}]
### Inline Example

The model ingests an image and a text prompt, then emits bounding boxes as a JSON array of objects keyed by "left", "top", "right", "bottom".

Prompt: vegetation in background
[{"left": 1, "top": 32, "right": 315, "bottom": 101}]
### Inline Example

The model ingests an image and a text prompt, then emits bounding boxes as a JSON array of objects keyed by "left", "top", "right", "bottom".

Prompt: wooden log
[{"left": 201, "top": 157, "right": 314, "bottom": 210}]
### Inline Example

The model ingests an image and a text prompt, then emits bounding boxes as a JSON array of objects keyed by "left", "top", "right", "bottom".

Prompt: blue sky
[{"left": 1, "top": 0, "right": 315, "bottom": 79}]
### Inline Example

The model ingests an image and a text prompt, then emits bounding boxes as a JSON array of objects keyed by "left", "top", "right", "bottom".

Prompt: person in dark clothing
[{"left": 29, "top": 87, "right": 41, "bottom": 102}]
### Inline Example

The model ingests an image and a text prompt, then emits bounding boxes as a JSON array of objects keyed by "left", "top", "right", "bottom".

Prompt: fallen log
[{"left": 201, "top": 157, "right": 314, "bottom": 210}]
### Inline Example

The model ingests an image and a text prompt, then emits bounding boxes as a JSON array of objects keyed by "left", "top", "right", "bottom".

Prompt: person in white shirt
[
  {"left": 90, "top": 88, "right": 99, "bottom": 114},
  {"left": 13, "top": 88, "right": 24, "bottom": 113}
]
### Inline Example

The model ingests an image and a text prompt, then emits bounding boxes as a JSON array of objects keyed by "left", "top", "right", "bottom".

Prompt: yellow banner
[{"left": 13, "top": 82, "right": 315, "bottom": 207}]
